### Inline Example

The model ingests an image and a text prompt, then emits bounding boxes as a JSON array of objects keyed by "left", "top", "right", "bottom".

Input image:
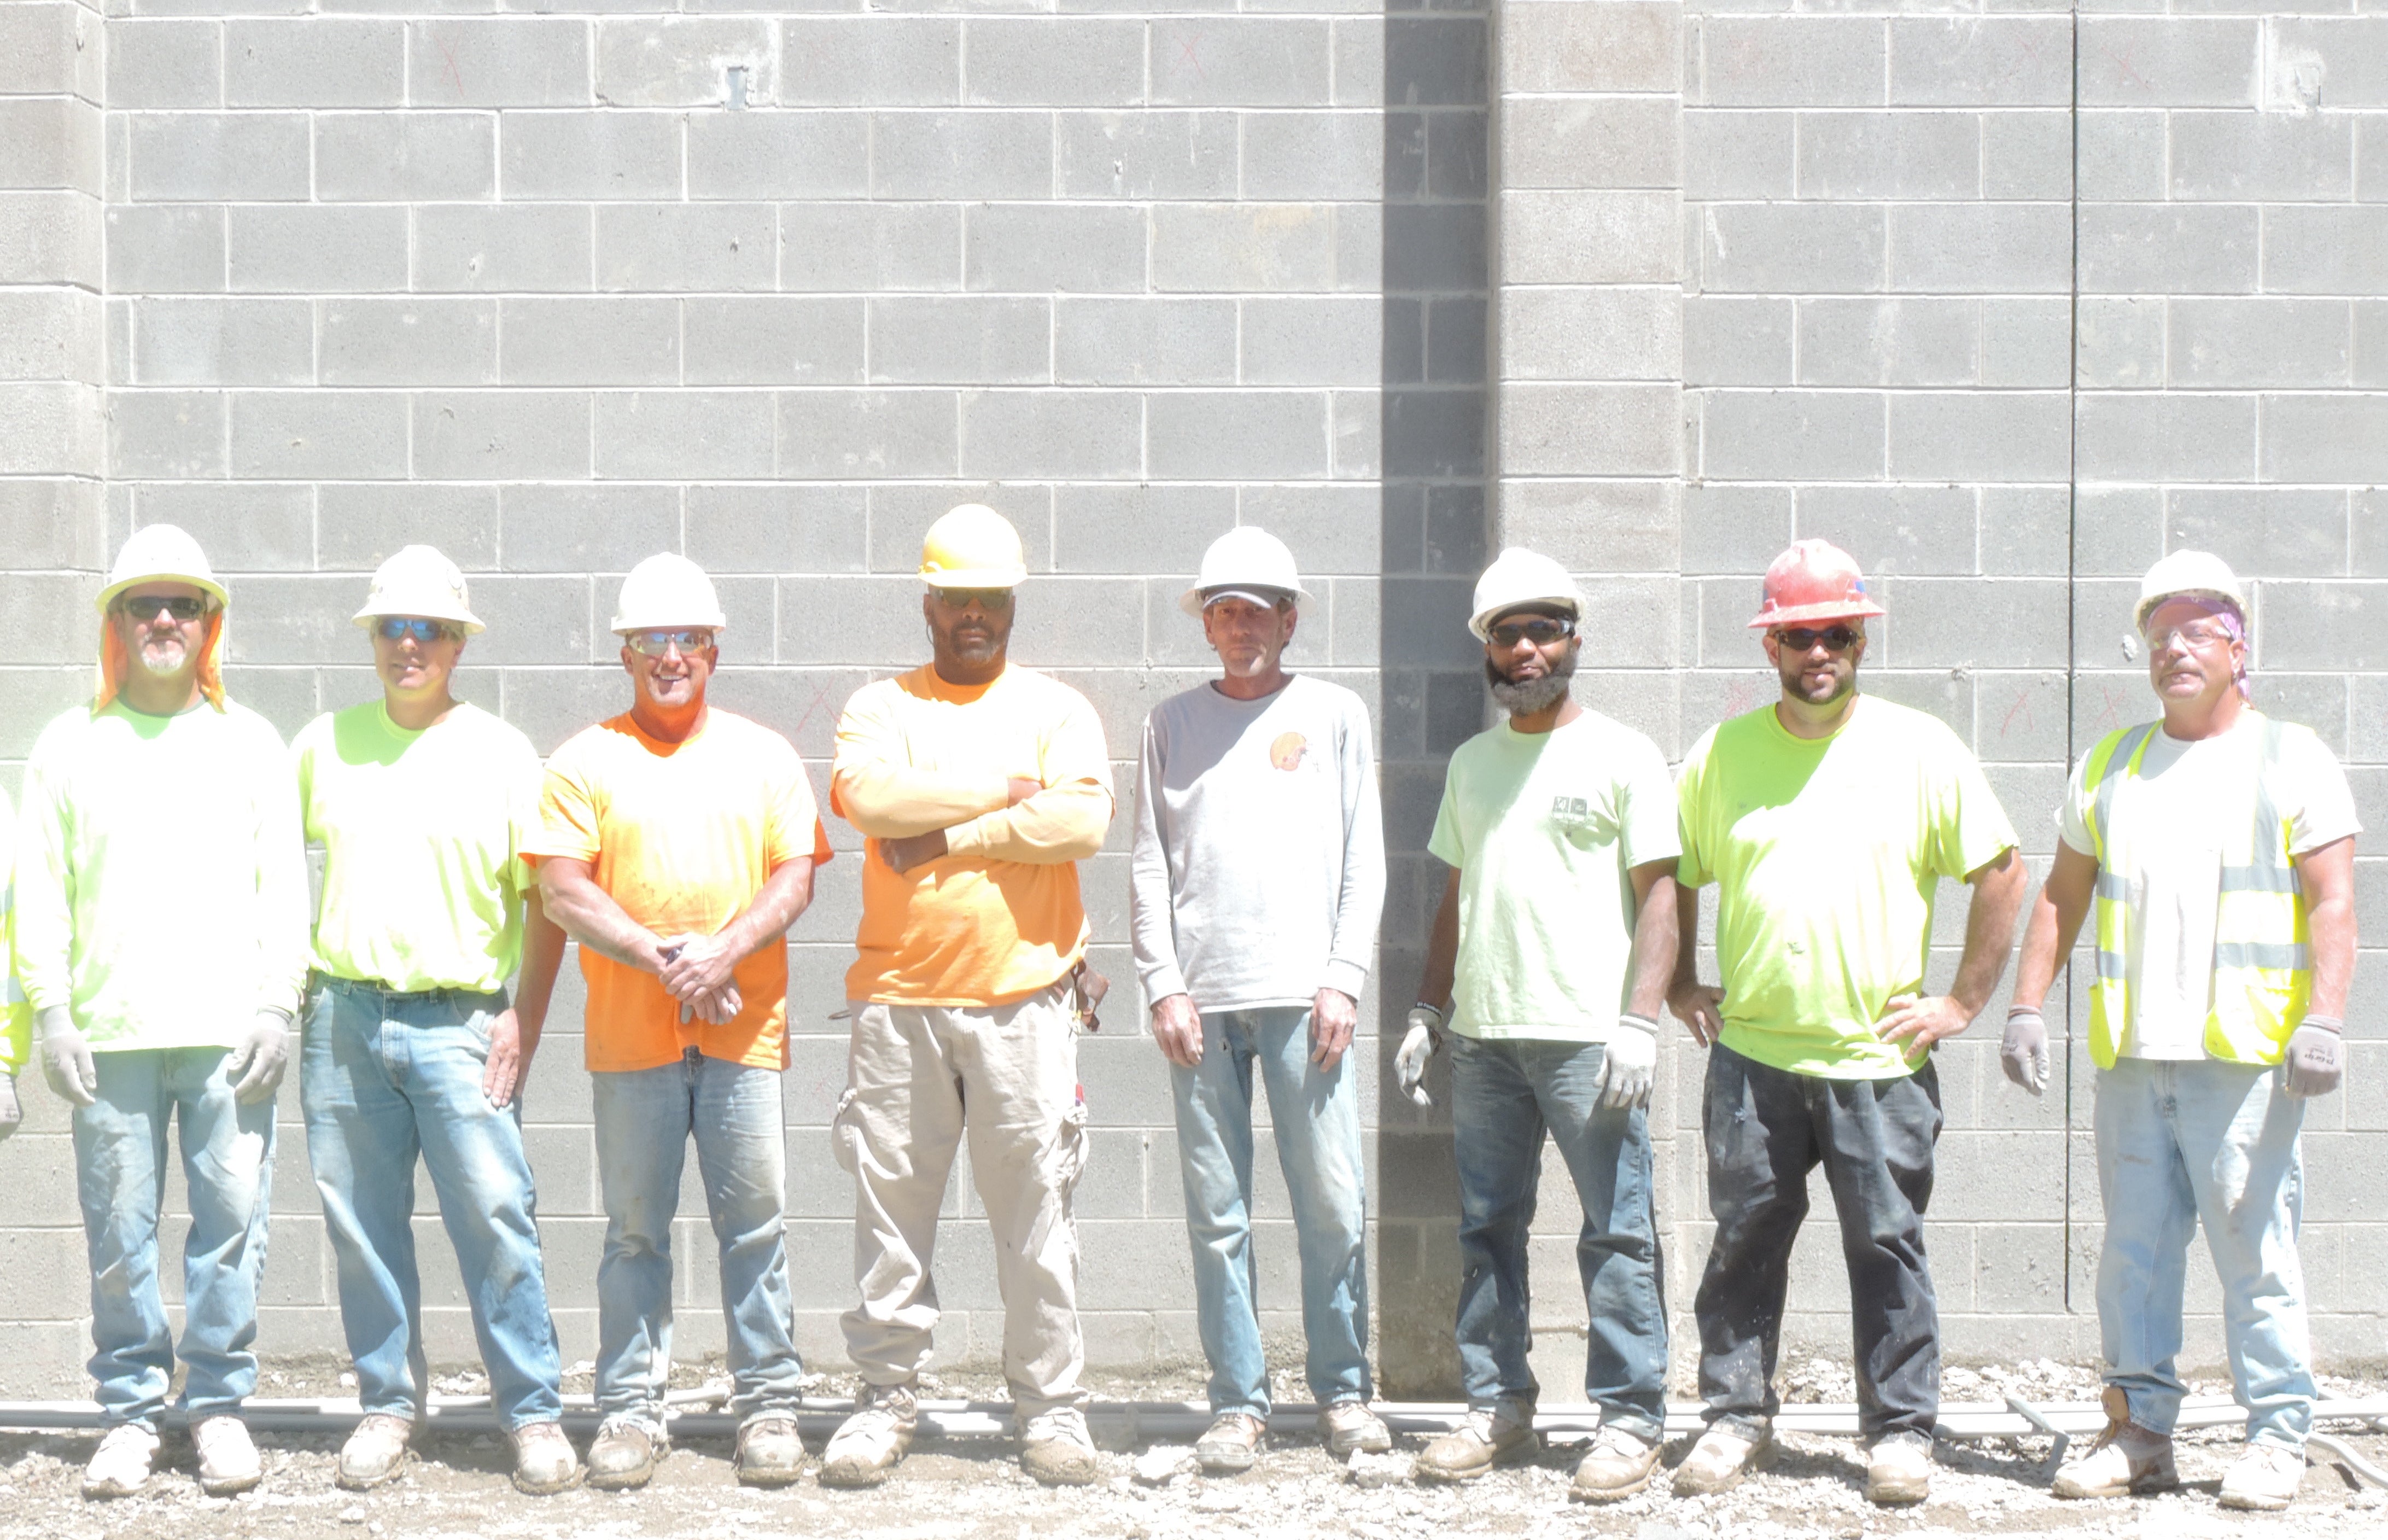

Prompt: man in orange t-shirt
[
  {"left": 819, "top": 505, "right": 1113, "bottom": 1491},
  {"left": 529, "top": 555, "right": 829, "bottom": 1493}
]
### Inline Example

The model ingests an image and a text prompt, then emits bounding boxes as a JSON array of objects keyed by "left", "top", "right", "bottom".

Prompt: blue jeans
[
  {"left": 73, "top": 1047, "right": 276, "bottom": 1429},
  {"left": 1450, "top": 1034, "right": 1667, "bottom": 1441},
  {"left": 302, "top": 977, "right": 563, "bottom": 1432},
  {"left": 1170, "top": 1006, "right": 1370, "bottom": 1416},
  {"left": 2094, "top": 1057, "right": 2315, "bottom": 1450},
  {"left": 592, "top": 1051, "right": 802, "bottom": 1425}
]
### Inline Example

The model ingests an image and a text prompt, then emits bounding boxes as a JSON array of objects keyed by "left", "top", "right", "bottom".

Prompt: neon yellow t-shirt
[
  {"left": 1675, "top": 696, "right": 2018, "bottom": 1080},
  {"left": 295, "top": 701, "right": 544, "bottom": 994},
  {"left": 1, "top": 785, "right": 29, "bottom": 1075}
]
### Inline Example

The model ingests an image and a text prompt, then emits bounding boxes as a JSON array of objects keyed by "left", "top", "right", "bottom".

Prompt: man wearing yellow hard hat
[
  {"left": 290, "top": 546, "right": 579, "bottom": 1496},
  {"left": 2010, "top": 552, "right": 2359, "bottom": 1513},
  {"left": 822, "top": 504, "right": 1114, "bottom": 1488},
  {"left": 15, "top": 524, "right": 310, "bottom": 1500}
]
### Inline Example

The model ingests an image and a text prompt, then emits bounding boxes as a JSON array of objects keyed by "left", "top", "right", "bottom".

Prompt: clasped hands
[{"left": 654, "top": 931, "right": 743, "bottom": 1026}]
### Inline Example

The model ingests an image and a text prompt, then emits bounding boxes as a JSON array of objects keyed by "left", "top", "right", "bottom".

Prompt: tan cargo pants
[{"left": 835, "top": 981, "right": 1090, "bottom": 1416}]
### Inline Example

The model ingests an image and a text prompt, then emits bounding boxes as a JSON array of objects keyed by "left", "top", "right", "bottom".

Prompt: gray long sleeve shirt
[{"left": 1129, "top": 675, "right": 1385, "bottom": 1011}]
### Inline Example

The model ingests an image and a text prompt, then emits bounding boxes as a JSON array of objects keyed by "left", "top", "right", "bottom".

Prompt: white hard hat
[
  {"left": 353, "top": 545, "right": 483, "bottom": 634},
  {"left": 2135, "top": 550, "right": 2247, "bottom": 633},
  {"left": 1178, "top": 526, "right": 1309, "bottom": 618},
  {"left": 97, "top": 524, "right": 227, "bottom": 613},
  {"left": 611, "top": 553, "right": 727, "bottom": 634},
  {"left": 1467, "top": 547, "right": 1583, "bottom": 640}
]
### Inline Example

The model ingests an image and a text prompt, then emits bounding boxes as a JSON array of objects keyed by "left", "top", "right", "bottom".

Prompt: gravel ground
[{"left": 2, "top": 1359, "right": 2383, "bottom": 1540}]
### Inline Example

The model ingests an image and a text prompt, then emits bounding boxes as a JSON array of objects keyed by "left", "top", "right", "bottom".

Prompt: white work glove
[
  {"left": 1396, "top": 1006, "right": 1445, "bottom": 1107},
  {"left": 2001, "top": 1007, "right": 2050, "bottom": 1097},
  {"left": 227, "top": 1011, "right": 291, "bottom": 1105},
  {"left": 0, "top": 1071, "right": 18, "bottom": 1141},
  {"left": 1594, "top": 1014, "right": 1659, "bottom": 1110},
  {"left": 2282, "top": 1014, "right": 2343, "bottom": 1100},
  {"left": 37, "top": 1007, "right": 97, "bottom": 1108}
]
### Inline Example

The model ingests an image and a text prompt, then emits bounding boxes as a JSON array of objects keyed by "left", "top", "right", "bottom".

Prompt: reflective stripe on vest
[{"left": 2078, "top": 713, "right": 2310, "bottom": 1070}]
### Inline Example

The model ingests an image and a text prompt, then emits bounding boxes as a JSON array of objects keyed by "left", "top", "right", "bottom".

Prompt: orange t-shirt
[
  {"left": 832, "top": 665, "right": 1113, "bottom": 1006},
  {"left": 529, "top": 708, "right": 831, "bottom": 1073}
]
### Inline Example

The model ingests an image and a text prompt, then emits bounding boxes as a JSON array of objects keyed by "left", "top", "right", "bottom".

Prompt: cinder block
[
  {"left": 1055, "top": 110, "right": 1237, "bottom": 201},
  {"left": 1153, "top": 203, "right": 1337, "bottom": 294},
  {"left": 1682, "top": 110, "right": 1793, "bottom": 201},
  {"left": 596, "top": 203, "right": 774, "bottom": 293},
  {"left": 1799, "top": 110, "right": 1978, "bottom": 201},
  {"left": 780, "top": 203, "right": 960, "bottom": 292},
  {"left": 411, "top": 390, "right": 593, "bottom": 481},
  {"left": 229, "top": 390, "right": 407, "bottom": 481},
  {"left": 407, "top": 19, "right": 591, "bottom": 109},
  {"left": 225, "top": 19, "right": 401, "bottom": 108},
  {"left": 2165, "top": 489, "right": 2350, "bottom": 580},
  {"left": 413, "top": 205, "right": 592, "bottom": 294},
  {"left": 501, "top": 112, "right": 680, "bottom": 201},
  {"left": 126, "top": 111, "right": 305, "bottom": 202},
  {"left": 1796, "top": 297, "right": 1975, "bottom": 387},
  {"left": 686, "top": 485, "right": 867, "bottom": 576},
  {"left": 686, "top": 112, "right": 869, "bottom": 201},
  {"left": 1981, "top": 110, "right": 2071, "bottom": 202},
  {"left": 2258, "top": 394, "right": 2388, "bottom": 486},
  {"left": 2075, "top": 393, "right": 2257, "bottom": 483},
  {"left": 1500, "top": 287, "right": 1679, "bottom": 383},
  {"left": 0, "top": 98, "right": 98, "bottom": 195},
  {"left": 2078, "top": 18, "right": 2257, "bottom": 108},
  {"left": 868, "top": 296, "right": 1048, "bottom": 386},
  {"left": 2075, "top": 296, "right": 2163, "bottom": 390},
  {"left": 227, "top": 206, "right": 406, "bottom": 294},
  {"left": 964, "top": 19, "right": 1144, "bottom": 107},
  {"left": 107, "top": 388, "right": 225, "bottom": 479},
  {"left": 594, "top": 391, "right": 774, "bottom": 481},
  {"left": 0, "top": 2, "right": 91, "bottom": 98},
  {"left": 1888, "top": 203, "right": 2069, "bottom": 294},
  {"left": 106, "top": 19, "right": 221, "bottom": 110},
  {"left": 684, "top": 297, "right": 865, "bottom": 387},
  {"left": 1698, "top": 388, "right": 1884, "bottom": 481},
  {"left": 1383, "top": 203, "right": 1485, "bottom": 294},
  {"left": 964, "top": 205, "right": 1145, "bottom": 295},
  {"left": 1385, "top": 14, "right": 1486, "bottom": 108},
  {"left": 775, "top": 390, "right": 957, "bottom": 479},
  {"left": 2169, "top": 110, "right": 2351, "bottom": 202},
  {"left": 1053, "top": 485, "right": 1234, "bottom": 575},
  {"left": 1152, "top": 19, "right": 1331, "bottom": 107},
  {"left": 1500, "top": 1, "right": 1677, "bottom": 95},
  {"left": 318, "top": 485, "right": 499, "bottom": 572},
  {"left": 870, "top": 111, "right": 1050, "bottom": 200},
  {"left": 0, "top": 381, "right": 98, "bottom": 479},
  {"left": 2076, "top": 109, "right": 2164, "bottom": 201},
  {"left": 1700, "top": 203, "right": 1883, "bottom": 294},
  {"left": 1240, "top": 110, "right": 1385, "bottom": 202},
  {"left": 1502, "top": 96, "right": 1678, "bottom": 192},
  {"left": 2261, "top": 207, "right": 2388, "bottom": 297},
  {"left": 958, "top": 390, "right": 1141, "bottom": 481},
  {"left": 500, "top": 296, "right": 678, "bottom": 387},
  {"left": 1888, "top": 18, "right": 2070, "bottom": 107},
  {"left": 1695, "top": 16, "right": 1885, "bottom": 108},
  {"left": 2169, "top": 298, "right": 2350, "bottom": 389},
  {"left": 1502, "top": 480, "right": 1679, "bottom": 575},
  {"left": 130, "top": 296, "right": 310, "bottom": 387},
  {"left": 7, "top": 190, "right": 102, "bottom": 290},
  {"left": 776, "top": 18, "right": 957, "bottom": 107},
  {"left": 595, "top": 17, "right": 769, "bottom": 108},
  {"left": 499, "top": 486, "right": 678, "bottom": 574},
  {"left": 0, "top": 479, "right": 101, "bottom": 571},
  {"left": 318, "top": 298, "right": 495, "bottom": 388},
  {"left": 1887, "top": 392, "right": 2069, "bottom": 482},
  {"left": 1500, "top": 381, "right": 1678, "bottom": 478},
  {"left": 2270, "top": 18, "right": 2388, "bottom": 110},
  {"left": 1237, "top": 295, "right": 1377, "bottom": 387},
  {"left": 1795, "top": 485, "right": 1976, "bottom": 577},
  {"left": 1146, "top": 389, "right": 1329, "bottom": 479},
  {"left": 0, "top": 290, "right": 97, "bottom": 384},
  {"left": 2359, "top": 302, "right": 2388, "bottom": 390},
  {"left": 1978, "top": 296, "right": 2070, "bottom": 388},
  {"left": 1054, "top": 298, "right": 1236, "bottom": 386},
  {"left": 1427, "top": 110, "right": 1488, "bottom": 203},
  {"left": 2076, "top": 204, "right": 2257, "bottom": 295},
  {"left": 314, "top": 112, "right": 494, "bottom": 203},
  {"left": 1683, "top": 296, "right": 1793, "bottom": 387},
  {"left": 131, "top": 484, "right": 311, "bottom": 573}
]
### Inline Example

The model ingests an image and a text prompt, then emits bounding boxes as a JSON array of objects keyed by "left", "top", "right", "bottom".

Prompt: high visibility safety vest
[{"left": 2078, "top": 712, "right": 2311, "bottom": 1070}]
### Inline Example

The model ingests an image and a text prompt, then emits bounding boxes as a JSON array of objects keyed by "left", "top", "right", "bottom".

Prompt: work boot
[
  {"left": 1864, "top": 1431, "right": 1932, "bottom": 1505},
  {"left": 1317, "top": 1399, "right": 1393, "bottom": 1457},
  {"left": 1019, "top": 1405, "right": 1101, "bottom": 1486},
  {"left": 1672, "top": 1420, "right": 1773, "bottom": 1496},
  {"left": 82, "top": 1423, "right": 160, "bottom": 1500},
  {"left": 1570, "top": 1425, "right": 1662, "bottom": 1502},
  {"left": 2052, "top": 1390, "right": 2176, "bottom": 1500},
  {"left": 193, "top": 1415, "right": 263, "bottom": 1496},
  {"left": 586, "top": 1415, "right": 666, "bottom": 1491},
  {"left": 336, "top": 1414, "right": 414, "bottom": 1490},
  {"left": 1414, "top": 1408, "right": 1537, "bottom": 1482},
  {"left": 735, "top": 1414, "right": 807, "bottom": 1488},
  {"left": 2218, "top": 1442, "right": 2306, "bottom": 1512},
  {"left": 820, "top": 1381, "right": 919, "bottom": 1488},
  {"left": 1196, "top": 1412, "right": 1264, "bottom": 1474},
  {"left": 509, "top": 1420, "right": 581, "bottom": 1496}
]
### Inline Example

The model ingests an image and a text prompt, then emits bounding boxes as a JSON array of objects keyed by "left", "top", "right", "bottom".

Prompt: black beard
[{"left": 1487, "top": 651, "right": 1576, "bottom": 715}]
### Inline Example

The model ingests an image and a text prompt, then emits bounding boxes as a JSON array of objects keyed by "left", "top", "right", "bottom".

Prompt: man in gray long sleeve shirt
[{"left": 1130, "top": 527, "right": 1389, "bottom": 1474}]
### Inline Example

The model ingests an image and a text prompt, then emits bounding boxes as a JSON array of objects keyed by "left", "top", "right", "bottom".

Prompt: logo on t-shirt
[
  {"left": 1552, "top": 795, "right": 1591, "bottom": 818},
  {"left": 1270, "top": 732, "right": 1309, "bottom": 771}
]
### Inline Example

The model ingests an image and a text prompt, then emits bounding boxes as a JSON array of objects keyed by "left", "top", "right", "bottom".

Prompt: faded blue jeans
[
  {"left": 73, "top": 1047, "right": 276, "bottom": 1430},
  {"left": 1451, "top": 1034, "right": 1668, "bottom": 1442},
  {"left": 592, "top": 1050, "right": 802, "bottom": 1426},
  {"left": 302, "top": 976, "right": 563, "bottom": 1432},
  {"left": 1170, "top": 1006, "right": 1370, "bottom": 1416},
  {"left": 2094, "top": 1057, "right": 2315, "bottom": 1450}
]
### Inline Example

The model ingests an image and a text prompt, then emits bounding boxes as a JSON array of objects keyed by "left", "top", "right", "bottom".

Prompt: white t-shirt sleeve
[
  {"left": 2055, "top": 751, "right": 2098, "bottom": 857},
  {"left": 2281, "top": 728, "right": 2361, "bottom": 855},
  {"left": 1619, "top": 732, "right": 1683, "bottom": 871}
]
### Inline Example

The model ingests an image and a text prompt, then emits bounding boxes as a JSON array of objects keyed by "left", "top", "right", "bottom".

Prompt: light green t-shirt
[
  {"left": 295, "top": 701, "right": 544, "bottom": 995},
  {"left": 1426, "top": 709, "right": 1680, "bottom": 1042},
  {"left": 0, "top": 785, "right": 28, "bottom": 1074},
  {"left": 1675, "top": 696, "right": 2018, "bottom": 1080}
]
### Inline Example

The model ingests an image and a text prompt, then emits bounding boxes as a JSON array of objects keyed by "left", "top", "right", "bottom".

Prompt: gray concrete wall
[{"left": 0, "top": 0, "right": 2381, "bottom": 1398}]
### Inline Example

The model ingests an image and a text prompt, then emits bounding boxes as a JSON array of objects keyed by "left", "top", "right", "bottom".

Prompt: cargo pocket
[{"left": 830, "top": 1086, "right": 862, "bottom": 1175}]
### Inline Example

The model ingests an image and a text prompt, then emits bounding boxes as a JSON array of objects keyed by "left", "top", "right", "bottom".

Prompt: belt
[{"left": 313, "top": 971, "right": 489, "bottom": 1004}]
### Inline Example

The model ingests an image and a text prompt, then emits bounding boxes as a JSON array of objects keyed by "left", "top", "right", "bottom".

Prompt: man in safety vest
[{"left": 2007, "top": 551, "right": 2359, "bottom": 1513}]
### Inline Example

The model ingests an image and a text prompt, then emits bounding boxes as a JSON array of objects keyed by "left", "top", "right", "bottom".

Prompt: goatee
[{"left": 1487, "top": 651, "right": 1575, "bottom": 715}]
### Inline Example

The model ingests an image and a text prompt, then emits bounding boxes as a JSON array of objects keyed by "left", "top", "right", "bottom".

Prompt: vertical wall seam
[{"left": 2063, "top": 0, "right": 2082, "bottom": 1313}]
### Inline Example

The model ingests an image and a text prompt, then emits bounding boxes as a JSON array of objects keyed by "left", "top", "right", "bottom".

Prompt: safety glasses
[
  {"left": 113, "top": 594, "right": 211, "bottom": 623},
  {"left": 373, "top": 617, "right": 457, "bottom": 645},
  {"left": 1775, "top": 625, "right": 1863, "bottom": 653},
  {"left": 1486, "top": 617, "right": 1575, "bottom": 649},
  {"left": 932, "top": 587, "right": 1013, "bottom": 612},
  {"left": 627, "top": 628, "right": 716, "bottom": 657}
]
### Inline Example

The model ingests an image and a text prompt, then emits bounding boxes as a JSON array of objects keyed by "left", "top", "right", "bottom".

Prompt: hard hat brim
[
  {"left": 1746, "top": 597, "right": 1887, "bottom": 629},
  {"left": 1178, "top": 582, "right": 1307, "bottom": 619},
  {"left": 96, "top": 571, "right": 229, "bottom": 615},
  {"left": 353, "top": 601, "right": 486, "bottom": 635},
  {"left": 1467, "top": 596, "right": 1580, "bottom": 641},
  {"left": 2133, "top": 588, "right": 2243, "bottom": 634},
  {"left": 922, "top": 567, "right": 1027, "bottom": 591}
]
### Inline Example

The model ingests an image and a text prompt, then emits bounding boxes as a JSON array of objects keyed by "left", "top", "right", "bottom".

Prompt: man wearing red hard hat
[{"left": 1667, "top": 540, "right": 2028, "bottom": 1506}]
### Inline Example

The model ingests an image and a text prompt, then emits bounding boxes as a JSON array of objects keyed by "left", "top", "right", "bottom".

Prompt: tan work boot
[
  {"left": 509, "top": 1420, "right": 581, "bottom": 1496},
  {"left": 1865, "top": 1432, "right": 1932, "bottom": 1504},
  {"left": 586, "top": 1416, "right": 665, "bottom": 1491},
  {"left": 734, "top": 1414, "right": 807, "bottom": 1488},
  {"left": 1672, "top": 1420, "right": 1773, "bottom": 1496},
  {"left": 1318, "top": 1399, "right": 1393, "bottom": 1457},
  {"left": 1019, "top": 1405, "right": 1101, "bottom": 1486},
  {"left": 2218, "top": 1442, "right": 2305, "bottom": 1512},
  {"left": 820, "top": 1381, "right": 918, "bottom": 1488},
  {"left": 336, "top": 1414, "right": 414, "bottom": 1490},
  {"left": 1570, "top": 1425, "right": 1661, "bottom": 1502},
  {"left": 2052, "top": 1387, "right": 2177, "bottom": 1499},
  {"left": 1196, "top": 1411, "right": 1264, "bottom": 1474},
  {"left": 192, "top": 1415, "right": 263, "bottom": 1496},
  {"left": 1414, "top": 1409, "right": 1537, "bottom": 1482}
]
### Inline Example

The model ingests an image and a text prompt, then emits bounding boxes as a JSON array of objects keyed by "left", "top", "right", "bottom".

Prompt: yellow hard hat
[{"left": 919, "top": 504, "right": 1027, "bottom": 590}]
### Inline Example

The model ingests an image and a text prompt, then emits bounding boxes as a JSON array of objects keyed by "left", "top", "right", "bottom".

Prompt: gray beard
[
  {"left": 137, "top": 642, "right": 188, "bottom": 678},
  {"left": 1487, "top": 653, "right": 1575, "bottom": 716}
]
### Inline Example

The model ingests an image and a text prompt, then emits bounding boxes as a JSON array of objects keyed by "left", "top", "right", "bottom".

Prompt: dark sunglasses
[
  {"left": 1487, "top": 617, "right": 1575, "bottom": 649},
  {"left": 1775, "top": 626, "right": 1863, "bottom": 652},
  {"left": 933, "top": 587, "right": 1014, "bottom": 612},
  {"left": 374, "top": 617, "right": 458, "bottom": 645},
  {"left": 113, "top": 594, "right": 211, "bottom": 622},
  {"left": 627, "top": 628, "right": 716, "bottom": 657}
]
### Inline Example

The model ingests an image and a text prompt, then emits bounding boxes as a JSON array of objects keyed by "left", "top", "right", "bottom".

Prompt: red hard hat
[{"left": 1748, "top": 539, "right": 1888, "bottom": 629}]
